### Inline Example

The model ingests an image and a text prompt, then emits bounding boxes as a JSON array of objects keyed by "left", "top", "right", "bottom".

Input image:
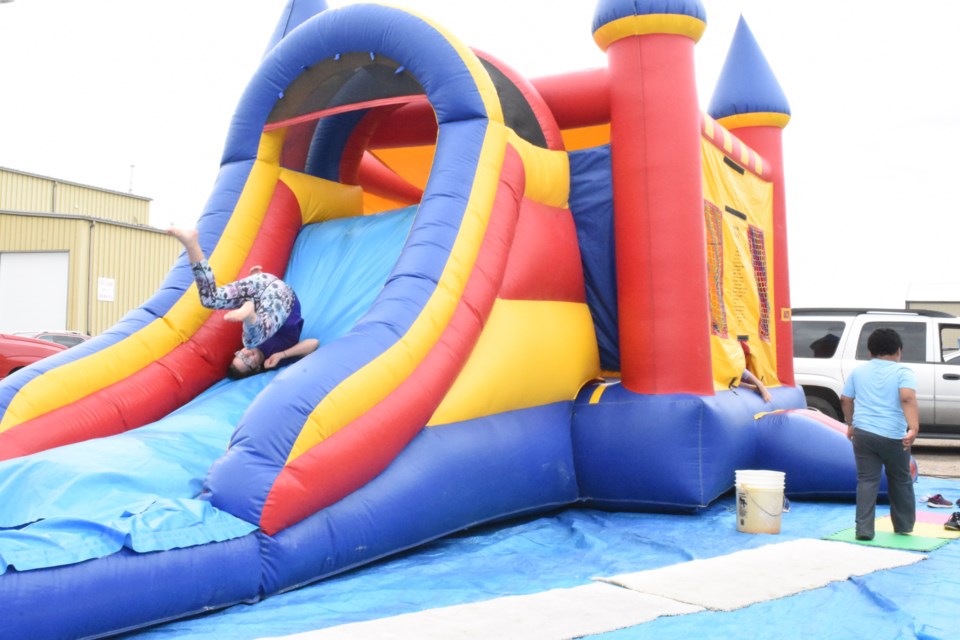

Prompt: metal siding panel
[
  {"left": 79, "top": 188, "right": 150, "bottom": 226},
  {"left": 3, "top": 168, "right": 149, "bottom": 225},
  {"left": 0, "top": 171, "right": 53, "bottom": 213},
  {"left": 87, "top": 224, "right": 179, "bottom": 335},
  {"left": 0, "top": 214, "right": 82, "bottom": 251}
]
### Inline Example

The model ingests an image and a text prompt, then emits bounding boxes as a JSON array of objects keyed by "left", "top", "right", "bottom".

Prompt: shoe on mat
[
  {"left": 926, "top": 494, "right": 954, "bottom": 508},
  {"left": 855, "top": 534, "right": 874, "bottom": 541},
  {"left": 945, "top": 512, "right": 960, "bottom": 532}
]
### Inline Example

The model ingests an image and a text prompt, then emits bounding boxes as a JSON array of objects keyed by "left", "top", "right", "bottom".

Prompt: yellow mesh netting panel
[{"left": 701, "top": 139, "right": 778, "bottom": 391}]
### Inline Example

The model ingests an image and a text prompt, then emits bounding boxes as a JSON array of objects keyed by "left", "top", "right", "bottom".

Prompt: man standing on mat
[
  {"left": 841, "top": 328, "right": 919, "bottom": 540},
  {"left": 168, "top": 228, "right": 318, "bottom": 378}
]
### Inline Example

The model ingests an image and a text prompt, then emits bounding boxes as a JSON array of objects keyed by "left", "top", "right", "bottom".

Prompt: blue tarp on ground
[
  {"left": 124, "top": 475, "right": 960, "bottom": 640},
  {"left": 0, "top": 378, "right": 263, "bottom": 574}
]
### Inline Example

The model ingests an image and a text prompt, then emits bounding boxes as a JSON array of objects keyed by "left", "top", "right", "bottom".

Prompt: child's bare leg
[
  {"left": 167, "top": 228, "right": 205, "bottom": 264},
  {"left": 224, "top": 300, "right": 256, "bottom": 324}
]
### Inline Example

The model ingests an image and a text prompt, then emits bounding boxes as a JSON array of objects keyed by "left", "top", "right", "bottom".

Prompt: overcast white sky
[{"left": 1, "top": 1, "right": 957, "bottom": 309}]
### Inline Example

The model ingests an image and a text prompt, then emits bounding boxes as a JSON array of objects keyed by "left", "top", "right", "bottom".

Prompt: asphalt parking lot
[{"left": 913, "top": 438, "right": 960, "bottom": 479}]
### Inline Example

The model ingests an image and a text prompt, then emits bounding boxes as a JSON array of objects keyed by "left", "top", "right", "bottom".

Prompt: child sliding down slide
[{"left": 168, "top": 228, "right": 318, "bottom": 377}]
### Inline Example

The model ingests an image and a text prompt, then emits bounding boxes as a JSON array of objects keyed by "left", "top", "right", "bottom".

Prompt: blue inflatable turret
[
  {"left": 263, "top": 0, "right": 330, "bottom": 55},
  {"left": 708, "top": 15, "right": 790, "bottom": 127}
]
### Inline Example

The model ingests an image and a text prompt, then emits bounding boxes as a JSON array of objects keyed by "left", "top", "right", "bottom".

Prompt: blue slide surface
[{"left": 0, "top": 207, "right": 416, "bottom": 574}]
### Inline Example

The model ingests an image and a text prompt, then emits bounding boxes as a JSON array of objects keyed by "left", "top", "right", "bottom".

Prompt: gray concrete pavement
[{"left": 912, "top": 438, "right": 960, "bottom": 479}]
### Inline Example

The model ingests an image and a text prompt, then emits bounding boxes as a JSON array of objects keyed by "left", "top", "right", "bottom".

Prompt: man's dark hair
[{"left": 867, "top": 328, "right": 903, "bottom": 357}]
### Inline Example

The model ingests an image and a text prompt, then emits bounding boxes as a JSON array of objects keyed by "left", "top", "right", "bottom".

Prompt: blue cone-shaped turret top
[
  {"left": 592, "top": 0, "right": 706, "bottom": 34},
  {"left": 263, "top": 0, "right": 330, "bottom": 55},
  {"left": 708, "top": 16, "right": 790, "bottom": 123}
]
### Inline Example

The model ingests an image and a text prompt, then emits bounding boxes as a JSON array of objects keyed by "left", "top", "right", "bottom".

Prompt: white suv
[{"left": 792, "top": 308, "right": 960, "bottom": 439}]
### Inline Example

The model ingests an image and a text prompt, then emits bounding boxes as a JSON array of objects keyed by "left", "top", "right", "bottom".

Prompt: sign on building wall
[{"left": 97, "top": 277, "right": 116, "bottom": 302}]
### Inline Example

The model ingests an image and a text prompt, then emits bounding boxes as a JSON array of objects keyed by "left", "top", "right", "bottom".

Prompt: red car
[{"left": 0, "top": 333, "right": 68, "bottom": 380}]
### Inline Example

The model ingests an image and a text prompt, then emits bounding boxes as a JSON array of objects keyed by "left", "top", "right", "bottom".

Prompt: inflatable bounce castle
[{"left": 0, "top": 1, "right": 885, "bottom": 637}]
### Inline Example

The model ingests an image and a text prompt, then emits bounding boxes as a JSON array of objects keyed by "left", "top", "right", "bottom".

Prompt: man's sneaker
[
  {"left": 926, "top": 494, "right": 954, "bottom": 508},
  {"left": 945, "top": 512, "right": 960, "bottom": 532}
]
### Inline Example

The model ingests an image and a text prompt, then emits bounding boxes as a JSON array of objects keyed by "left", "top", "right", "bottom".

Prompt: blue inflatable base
[{"left": 572, "top": 382, "right": 807, "bottom": 511}]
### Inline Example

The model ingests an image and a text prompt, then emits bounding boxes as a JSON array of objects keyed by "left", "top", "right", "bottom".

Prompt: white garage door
[{"left": 0, "top": 252, "right": 69, "bottom": 333}]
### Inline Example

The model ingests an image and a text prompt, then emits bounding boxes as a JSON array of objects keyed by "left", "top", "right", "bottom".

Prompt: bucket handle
[{"left": 744, "top": 487, "right": 784, "bottom": 518}]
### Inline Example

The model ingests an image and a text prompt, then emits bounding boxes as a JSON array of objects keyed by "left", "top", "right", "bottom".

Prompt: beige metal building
[
  {"left": 906, "top": 283, "right": 960, "bottom": 317},
  {"left": 0, "top": 167, "right": 181, "bottom": 336}
]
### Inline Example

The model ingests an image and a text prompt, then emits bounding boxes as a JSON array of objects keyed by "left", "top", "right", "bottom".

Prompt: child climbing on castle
[{"left": 168, "top": 228, "right": 318, "bottom": 378}]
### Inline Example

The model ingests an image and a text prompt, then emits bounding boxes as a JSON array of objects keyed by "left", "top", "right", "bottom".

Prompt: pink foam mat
[{"left": 916, "top": 510, "right": 952, "bottom": 525}]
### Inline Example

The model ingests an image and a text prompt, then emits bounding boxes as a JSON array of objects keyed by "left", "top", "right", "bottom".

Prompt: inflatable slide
[{"left": 0, "top": 1, "right": 884, "bottom": 637}]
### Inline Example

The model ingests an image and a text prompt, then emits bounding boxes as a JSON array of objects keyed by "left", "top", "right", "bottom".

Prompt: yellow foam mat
[{"left": 876, "top": 516, "right": 960, "bottom": 539}]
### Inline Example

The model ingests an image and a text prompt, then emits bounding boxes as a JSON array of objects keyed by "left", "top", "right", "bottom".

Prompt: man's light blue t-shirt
[{"left": 842, "top": 359, "right": 917, "bottom": 439}]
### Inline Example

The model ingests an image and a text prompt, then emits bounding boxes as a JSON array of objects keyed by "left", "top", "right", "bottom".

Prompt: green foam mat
[{"left": 825, "top": 527, "right": 949, "bottom": 552}]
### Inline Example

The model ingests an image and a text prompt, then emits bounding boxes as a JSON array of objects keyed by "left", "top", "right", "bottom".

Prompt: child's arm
[{"left": 264, "top": 338, "right": 320, "bottom": 369}]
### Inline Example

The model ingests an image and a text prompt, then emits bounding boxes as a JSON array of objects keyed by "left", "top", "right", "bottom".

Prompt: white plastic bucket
[{"left": 735, "top": 470, "right": 786, "bottom": 534}]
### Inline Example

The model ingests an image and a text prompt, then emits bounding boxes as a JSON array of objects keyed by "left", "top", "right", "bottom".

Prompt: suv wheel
[{"left": 806, "top": 395, "right": 840, "bottom": 421}]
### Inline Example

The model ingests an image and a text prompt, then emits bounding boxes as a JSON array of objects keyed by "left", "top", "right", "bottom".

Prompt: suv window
[
  {"left": 941, "top": 324, "right": 960, "bottom": 362},
  {"left": 855, "top": 321, "right": 926, "bottom": 362},
  {"left": 793, "top": 320, "right": 845, "bottom": 358}
]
